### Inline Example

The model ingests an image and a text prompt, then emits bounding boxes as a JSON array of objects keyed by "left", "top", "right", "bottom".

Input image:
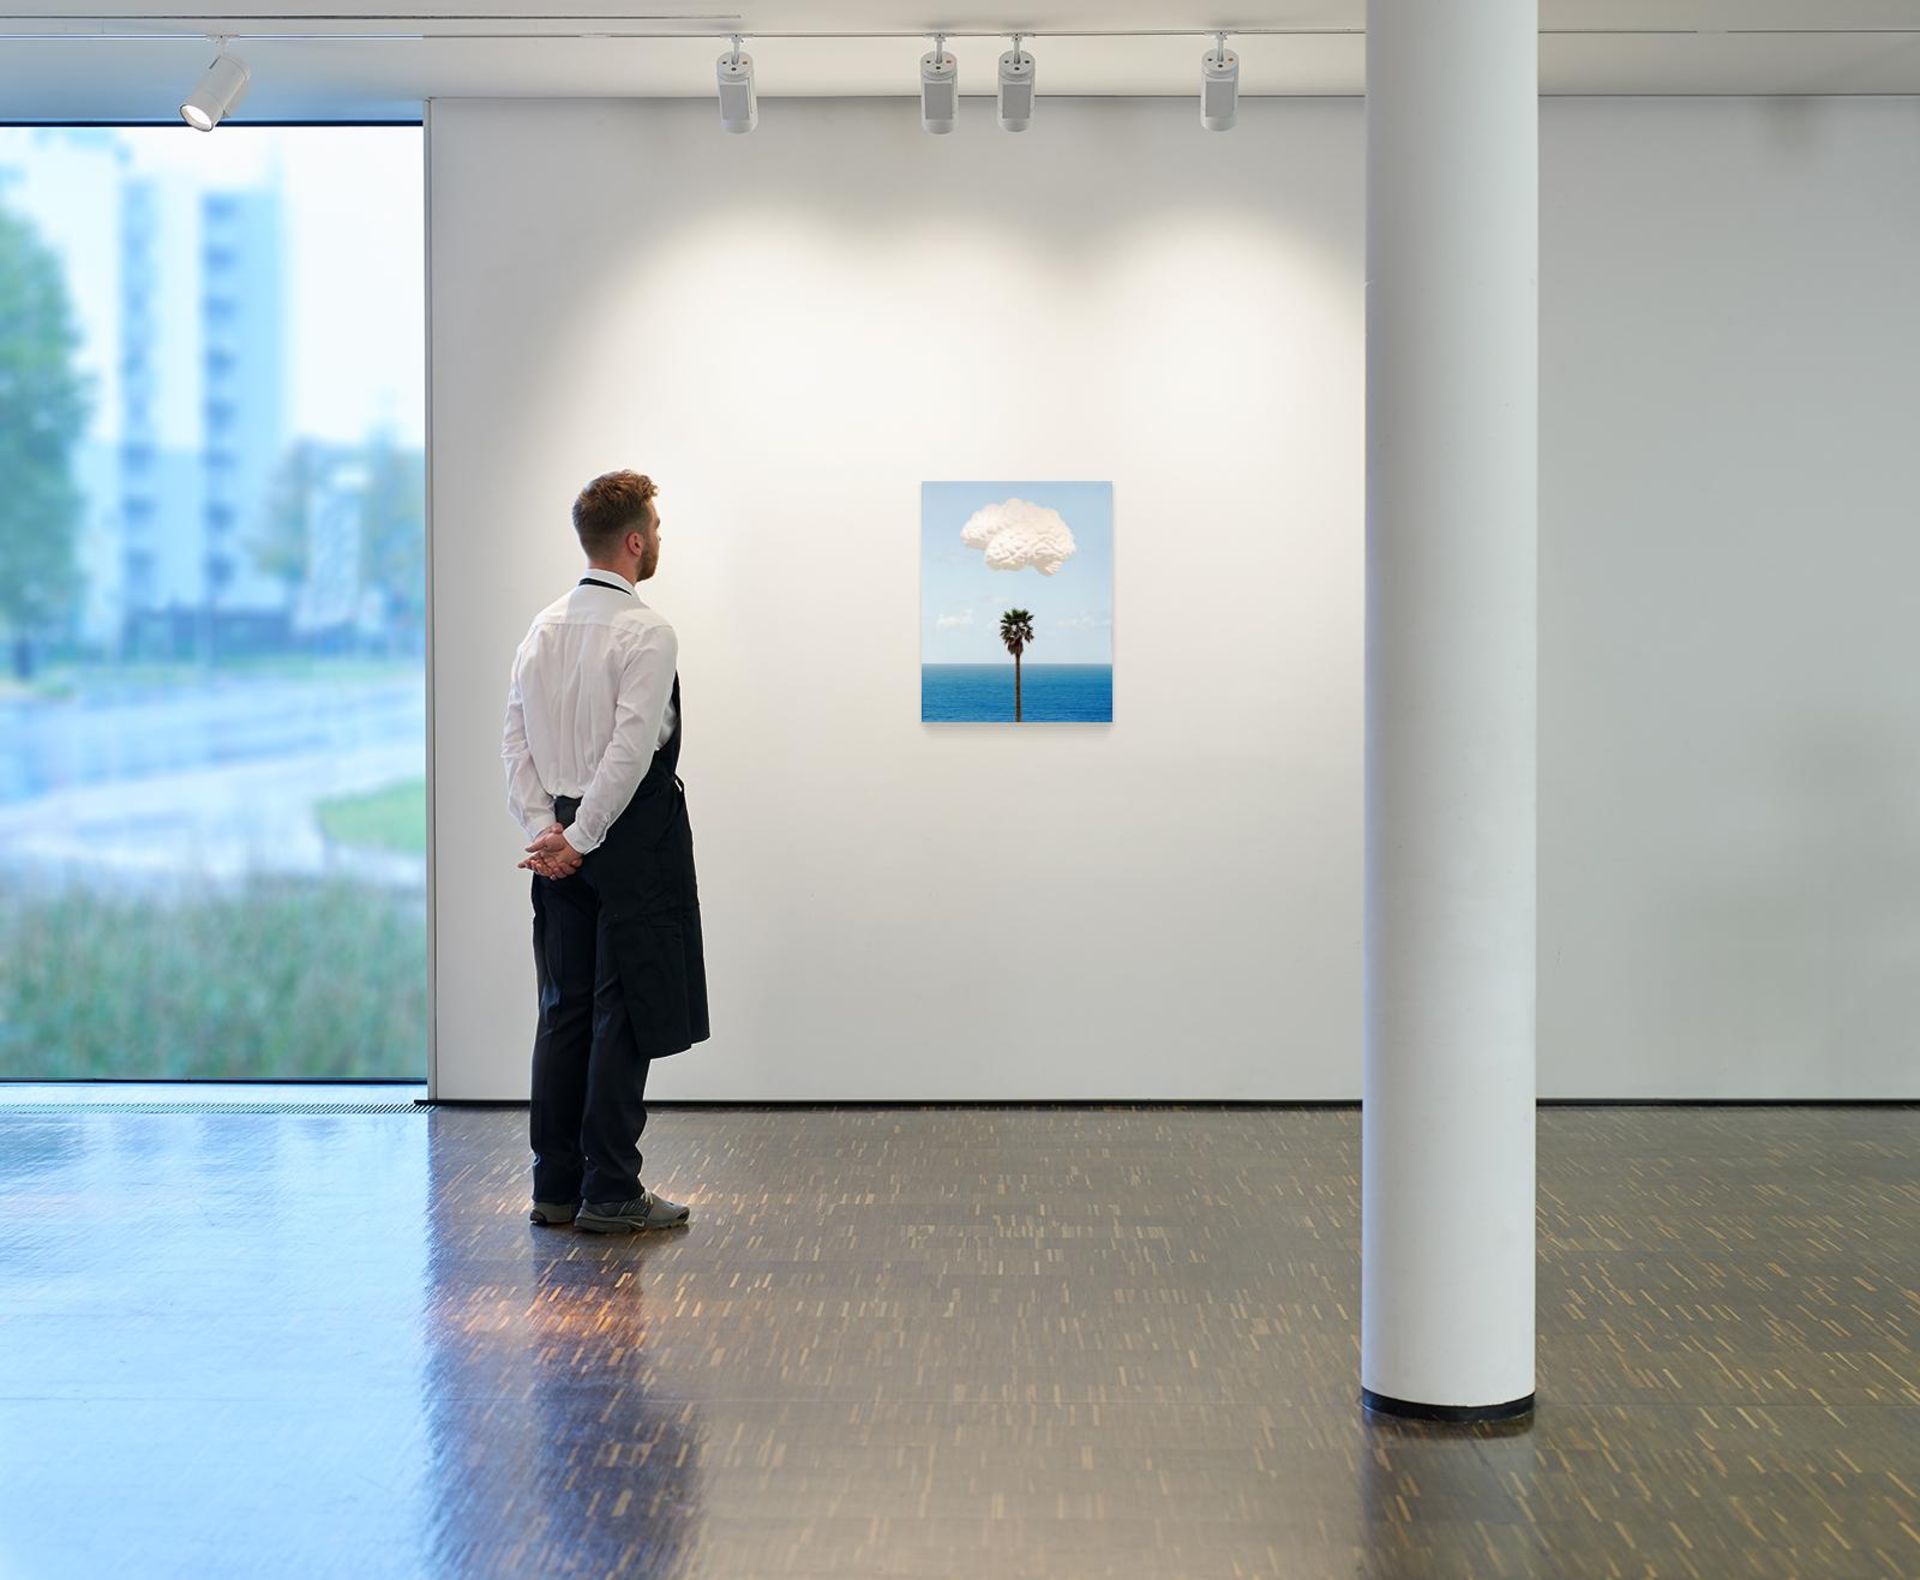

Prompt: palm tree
[{"left": 999, "top": 608, "right": 1036, "bottom": 722}]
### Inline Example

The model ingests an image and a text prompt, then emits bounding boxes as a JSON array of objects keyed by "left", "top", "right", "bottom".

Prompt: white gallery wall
[
  {"left": 1542, "top": 98, "right": 1920, "bottom": 1099},
  {"left": 429, "top": 95, "right": 1366, "bottom": 1101},
  {"left": 430, "top": 94, "right": 1920, "bottom": 1101}
]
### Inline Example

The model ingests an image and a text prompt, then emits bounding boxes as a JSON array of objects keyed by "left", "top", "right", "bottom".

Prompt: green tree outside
[
  {"left": 258, "top": 428, "right": 425, "bottom": 651},
  {"left": 258, "top": 436, "right": 332, "bottom": 593},
  {"left": 361, "top": 430, "right": 426, "bottom": 646},
  {"left": 0, "top": 199, "right": 92, "bottom": 680}
]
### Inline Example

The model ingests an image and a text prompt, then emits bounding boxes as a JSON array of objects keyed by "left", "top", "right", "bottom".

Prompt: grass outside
[
  {"left": 317, "top": 778, "right": 428, "bottom": 856},
  {"left": 0, "top": 879, "right": 428, "bottom": 1080}
]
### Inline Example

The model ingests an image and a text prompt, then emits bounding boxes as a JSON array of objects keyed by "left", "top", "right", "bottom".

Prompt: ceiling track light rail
[
  {"left": 52, "top": 19, "right": 1920, "bottom": 132},
  {"left": 7, "top": 17, "right": 1920, "bottom": 33},
  {"left": 8, "top": 20, "right": 1920, "bottom": 42}
]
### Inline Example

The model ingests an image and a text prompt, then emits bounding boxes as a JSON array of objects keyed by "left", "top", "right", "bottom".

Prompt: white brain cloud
[{"left": 959, "top": 498, "right": 1078, "bottom": 576}]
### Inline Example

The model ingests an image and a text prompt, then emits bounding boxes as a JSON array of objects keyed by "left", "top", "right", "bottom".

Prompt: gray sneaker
[
  {"left": 529, "top": 1201, "right": 577, "bottom": 1226},
  {"left": 575, "top": 1186, "right": 691, "bottom": 1233}
]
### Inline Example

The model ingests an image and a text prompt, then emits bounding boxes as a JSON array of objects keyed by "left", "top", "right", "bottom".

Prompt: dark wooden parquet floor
[{"left": 0, "top": 1101, "right": 1913, "bottom": 1578}]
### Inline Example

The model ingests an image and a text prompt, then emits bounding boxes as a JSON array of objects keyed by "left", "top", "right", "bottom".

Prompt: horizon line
[{"left": 921, "top": 660, "right": 1112, "bottom": 667}]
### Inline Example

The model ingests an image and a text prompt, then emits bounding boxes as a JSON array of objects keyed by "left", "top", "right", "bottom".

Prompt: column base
[{"left": 1361, "top": 1389, "right": 1536, "bottom": 1424}]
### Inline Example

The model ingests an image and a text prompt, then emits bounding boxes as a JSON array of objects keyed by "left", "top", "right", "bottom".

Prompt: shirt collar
[{"left": 580, "top": 568, "right": 636, "bottom": 595}]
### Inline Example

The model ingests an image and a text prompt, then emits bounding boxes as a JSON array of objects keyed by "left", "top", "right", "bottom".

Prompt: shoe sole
[{"left": 575, "top": 1212, "right": 691, "bottom": 1234}]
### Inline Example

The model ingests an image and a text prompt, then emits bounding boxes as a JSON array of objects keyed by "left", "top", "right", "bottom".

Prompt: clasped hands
[{"left": 520, "top": 822, "right": 583, "bottom": 880}]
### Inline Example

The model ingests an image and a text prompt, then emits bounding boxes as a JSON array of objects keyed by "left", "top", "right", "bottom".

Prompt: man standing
[{"left": 501, "top": 469, "right": 709, "bottom": 1233}]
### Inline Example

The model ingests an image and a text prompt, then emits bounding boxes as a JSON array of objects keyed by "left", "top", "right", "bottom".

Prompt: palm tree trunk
[{"left": 1014, "top": 651, "right": 1023, "bottom": 722}]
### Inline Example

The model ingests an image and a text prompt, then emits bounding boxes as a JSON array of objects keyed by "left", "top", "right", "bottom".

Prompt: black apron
[{"left": 585, "top": 669, "right": 711, "bottom": 1059}]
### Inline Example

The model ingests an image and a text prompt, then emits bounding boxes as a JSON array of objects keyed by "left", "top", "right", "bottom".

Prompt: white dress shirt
[{"left": 501, "top": 568, "right": 679, "bottom": 856}]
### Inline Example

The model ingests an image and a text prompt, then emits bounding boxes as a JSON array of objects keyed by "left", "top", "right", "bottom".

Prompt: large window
[{"left": 0, "top": 126, "right": 425, "bottom": 1079}]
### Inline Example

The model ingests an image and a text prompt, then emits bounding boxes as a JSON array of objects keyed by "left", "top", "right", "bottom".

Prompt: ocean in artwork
[{"left": 921, "top": 663, "right": 1113, "bottom": 724}]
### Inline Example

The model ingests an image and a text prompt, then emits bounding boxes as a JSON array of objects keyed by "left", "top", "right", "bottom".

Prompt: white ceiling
[{"left": 2, "top": 0, "right": 1919, "bottom": 120}]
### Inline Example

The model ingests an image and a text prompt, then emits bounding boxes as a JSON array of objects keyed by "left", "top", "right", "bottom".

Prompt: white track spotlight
[
  {"left": 920, "top": 35, "right": 958, "bottom": 134},
  {"left": 997, "top": 35, "right": 1035, "bottom": 132},
  {"left": 717, "top": 35, "right": 757, "bottom": 133},
  {"left": 180, "top": 43, "right": 249, "bottom": 131},
  {"left": 1201, "top": 33, "right": 1238, "bottom": 131}
]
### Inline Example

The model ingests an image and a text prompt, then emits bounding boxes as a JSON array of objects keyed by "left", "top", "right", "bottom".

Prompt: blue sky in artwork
[{"left": 920, "top": 481, "right": 1114, "bottom": 665}]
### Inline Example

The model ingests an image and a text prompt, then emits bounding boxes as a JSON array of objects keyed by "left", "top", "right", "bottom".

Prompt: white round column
[{"left": 1362, "top": 0, "right": 1539, "bottom": 1421}]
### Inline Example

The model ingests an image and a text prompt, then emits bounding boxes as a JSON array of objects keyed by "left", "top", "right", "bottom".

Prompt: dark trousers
[{"left": 529, "top": 869, "right": 652, "bottom": 1205}]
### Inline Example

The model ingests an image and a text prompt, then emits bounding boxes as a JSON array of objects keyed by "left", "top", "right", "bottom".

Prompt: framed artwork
[{"left": 920, "top": 481, "right": 1113, "bottom": 724}]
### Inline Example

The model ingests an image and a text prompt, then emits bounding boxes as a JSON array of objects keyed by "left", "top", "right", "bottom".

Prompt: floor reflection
[
  {"left": 1357, "top": 1411, "right": 1541, "bottom": 1577},
  {"left": 2, "top": 1099, "right": 1912, "bottom": 1578},
  {"left": 421, "top": 1109, "right": 704, "bottom": 1578},
  {"left": 0, "top": 1105, "right": 433, "bottom": 1578}
]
